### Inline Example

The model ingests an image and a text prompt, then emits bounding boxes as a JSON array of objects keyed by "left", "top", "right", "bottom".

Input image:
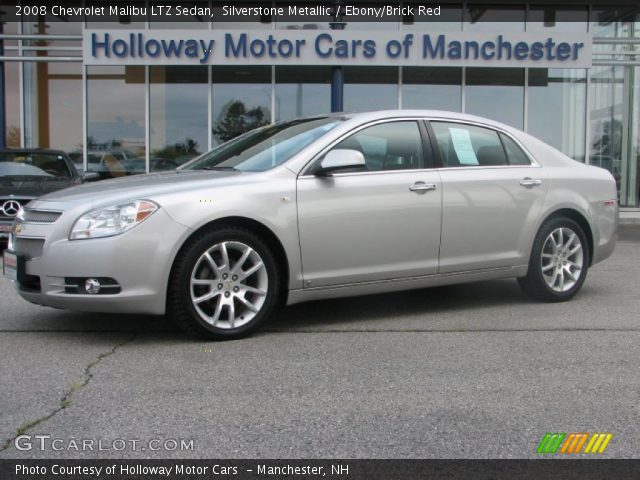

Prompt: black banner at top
[{"left": 1, "top": 1, "right": 639, "bottom": 24}]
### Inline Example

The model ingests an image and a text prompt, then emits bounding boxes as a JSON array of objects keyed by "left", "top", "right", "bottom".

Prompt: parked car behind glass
[{"left": 0, "top": 149, "right": 82, "bottom": 247}]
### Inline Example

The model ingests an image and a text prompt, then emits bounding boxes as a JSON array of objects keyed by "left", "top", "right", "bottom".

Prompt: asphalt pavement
[{"left": 0, "top": 226, "right": 639, "bottom": 459}]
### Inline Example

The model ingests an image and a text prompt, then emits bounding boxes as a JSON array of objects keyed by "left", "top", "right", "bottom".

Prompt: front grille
[
  {"left": 22, "top": 209, "right": 62, "bottom": 223},
  {"left": 12, "top": 237, "right": 45, "bottom": 260}
]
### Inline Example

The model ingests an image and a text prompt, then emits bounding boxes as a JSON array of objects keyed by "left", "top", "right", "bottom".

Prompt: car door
[
  {"left": 296, "top": 120, "right": 442, "bottom": 288},
  {"left": 429, "top": 120, "right": 550, "bottom": 274}
]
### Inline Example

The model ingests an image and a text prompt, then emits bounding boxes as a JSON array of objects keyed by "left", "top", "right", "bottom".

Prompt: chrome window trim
[
  {"left": 298, "top": 167, "right": 436, "bottom": 180},
  {"left": 299, "top": 116, "right": 433, "bottom": 177},
  {"left": 299, "top": 116, "right": 539, "bottom": 178}
]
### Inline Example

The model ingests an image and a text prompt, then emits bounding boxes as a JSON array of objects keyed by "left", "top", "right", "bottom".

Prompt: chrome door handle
[
  {"left": 520, "top": 177, "right": 542, "bottom": 188},
  {"left": 409, "top": 182, "right": 437, "bottom": 193}
]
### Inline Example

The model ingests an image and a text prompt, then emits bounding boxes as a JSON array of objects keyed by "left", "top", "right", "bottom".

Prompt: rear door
[
  {"left": 428, "top": 120, "right": 550, "bottom": 273},
  {"left": 296, "top": 120, "right": 442, "bottom": 288}
]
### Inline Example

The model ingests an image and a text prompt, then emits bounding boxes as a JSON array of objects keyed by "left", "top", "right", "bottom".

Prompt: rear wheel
[
  {"left": 168, "top": 227, "right": 280, "bottom": 340},
  {"left": 518, "top": 217, "right": 589, "bottom": 302}
]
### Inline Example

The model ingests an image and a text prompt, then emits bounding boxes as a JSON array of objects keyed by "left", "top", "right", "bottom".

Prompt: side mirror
[
  {"left": 82, "top": 171, "right": 100, "bottom": 182},
  {"left": 315, "top": 149, "right": 366, "bottom": 177}
]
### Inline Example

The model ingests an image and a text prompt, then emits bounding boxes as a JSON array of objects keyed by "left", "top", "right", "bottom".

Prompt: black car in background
[{"left": 0, "top": 149, "right": 83, "bottom": 246}]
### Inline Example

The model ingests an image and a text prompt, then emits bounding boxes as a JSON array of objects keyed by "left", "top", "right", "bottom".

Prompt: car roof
[
  {"left": 345, "top": 110, "right": 514, "bottom": 130},
  {"left": 298, "top": 110, "right": 522, "bottom": 136}
]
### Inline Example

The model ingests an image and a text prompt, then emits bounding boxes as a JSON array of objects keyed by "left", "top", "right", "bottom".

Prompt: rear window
[
  {"left": 499, "top": 133, "right": 531, "bottom": 165},
  {"left": 431, "top": 122, "right": 507, "bottom": 167}
]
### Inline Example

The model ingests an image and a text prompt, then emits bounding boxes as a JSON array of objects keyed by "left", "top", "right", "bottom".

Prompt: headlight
[{"left": 69, "top": 200, "right": 158, "bottom": 240}]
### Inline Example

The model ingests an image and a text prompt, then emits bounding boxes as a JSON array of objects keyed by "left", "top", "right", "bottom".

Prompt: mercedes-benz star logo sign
[{"left": 1, "top": 200, "right": 21, "bottom": 217}]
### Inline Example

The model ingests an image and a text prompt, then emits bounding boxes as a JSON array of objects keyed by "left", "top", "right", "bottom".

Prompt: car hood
[
  {"left": 33, "top": 169, "right": 254, "bottom": 207},
  {"left": 0, "top": 176, "right": 78, "bottom": 198}
]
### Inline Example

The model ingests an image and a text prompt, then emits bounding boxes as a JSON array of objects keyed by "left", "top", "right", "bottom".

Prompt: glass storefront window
[
  {"left": 590, "top": 66, "right": 639, "bottom": 207},
  {"left": 211, "top": 66, "right": 271, "bottom": 146},
  {"left": 526, "top": 6, "right": 588, "bottom": 33},
  {"left": 465, "top": 68, "right": 524, "bottom": 128},
  {"left": 0, "top": 21, "right": 20, "bottom": 147},
  {"left": 87, "top": 66, "right": 146, "bottom": 178},
  {"left": 3, "top": 61, "right": 20, "bottom": 147},
  {"left": 464, "top": 4, "right": 525, "bottom": 32},
  {"left": 22, "top": 62, "right": 82, "bottom": 154},
  {"left": 150, "top": 66, "right": 208, "bottom": 172},
  {"left": 275, "top": 66, "right": 331, "bottom": 121},
  {"left": 591, "top": 6, "right": 639, "bottom": 38},
  {"left": 343, "top": 67, "right": 399, "bottom": 112},
  {"left": 528, "top": 68, "right": 586, "bottom": 162},
  {"left": 402, "top": 67, "right": 462, "bottom": 111}
]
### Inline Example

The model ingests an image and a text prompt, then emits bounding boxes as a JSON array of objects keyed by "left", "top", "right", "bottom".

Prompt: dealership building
[{"left": 0, "top": 2, "right": 639, "bottom": 208}]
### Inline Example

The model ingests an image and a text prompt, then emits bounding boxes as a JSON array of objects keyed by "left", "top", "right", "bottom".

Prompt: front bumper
[{"left": 10, "top": 206, "right": 190, "bottom": 315}]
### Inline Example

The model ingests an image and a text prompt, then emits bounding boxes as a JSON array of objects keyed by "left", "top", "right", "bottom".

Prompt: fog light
[{"left": 85, "top": 278, "right": 101, "bottom": 294}]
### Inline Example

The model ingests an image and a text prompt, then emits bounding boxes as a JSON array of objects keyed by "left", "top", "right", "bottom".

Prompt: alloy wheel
[
  {"left": 189, "top": 241, "right": 269, "bottom": 329},
  {"left": 540, "top": 227, "right": 584, "bottom": 292}
]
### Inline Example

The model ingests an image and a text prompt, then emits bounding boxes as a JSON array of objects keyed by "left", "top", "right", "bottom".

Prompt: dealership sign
[{"left": 83, "top": 30, "right": 591, "bottom": 68}]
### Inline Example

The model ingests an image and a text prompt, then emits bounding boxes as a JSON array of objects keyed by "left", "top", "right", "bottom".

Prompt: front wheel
[
  {"left": 168, "top": 227, "right": 280, "bottom": 340},
  {"left": 518, "top": 217, "right": 589, "bottom": 302}
]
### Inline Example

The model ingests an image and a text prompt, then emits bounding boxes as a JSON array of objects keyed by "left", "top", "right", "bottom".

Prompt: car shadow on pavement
[
  {"left": 268, "top": 279, "right": 531, "bottom": 331},
  {"left": 6, "top": 278, "right": 531, "bottom": 339}
]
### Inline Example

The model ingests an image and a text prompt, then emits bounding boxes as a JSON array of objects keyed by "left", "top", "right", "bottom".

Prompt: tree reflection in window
[{"left": 212, "top": 101, "right": 270, "bottom": 144}]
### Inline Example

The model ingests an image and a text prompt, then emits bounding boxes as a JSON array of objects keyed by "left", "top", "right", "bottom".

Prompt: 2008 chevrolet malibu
[{"left": 3, "top": 111, "right": 618, "bottom": 340}]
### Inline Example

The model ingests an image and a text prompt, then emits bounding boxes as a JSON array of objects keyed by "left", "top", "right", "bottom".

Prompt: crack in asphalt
[{"left": 0, "top": 333, "right": 138, "bottom": 453}]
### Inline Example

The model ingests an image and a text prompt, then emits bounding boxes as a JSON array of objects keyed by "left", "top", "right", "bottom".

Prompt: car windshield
[
  {"left": 183, "top": 117, "right": 343, "bottom": 172},
  {"left": 0, "top": 152, "right": 72, "bottom": 179}
]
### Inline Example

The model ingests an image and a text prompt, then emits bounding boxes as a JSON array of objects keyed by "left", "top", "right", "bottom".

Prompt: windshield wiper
[{"left": 200, "top": 166, "right": 238, "bottom": 171}]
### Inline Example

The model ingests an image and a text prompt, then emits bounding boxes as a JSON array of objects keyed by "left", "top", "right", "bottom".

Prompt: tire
[
  {"left": 168, "top": 226, "right": 280, "bottom": 340},
  {"left": 518, "top": 216, "right": 590, "bottom": 302}
]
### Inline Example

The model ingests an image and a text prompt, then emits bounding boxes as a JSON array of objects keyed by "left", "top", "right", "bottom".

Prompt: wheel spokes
[
  {"left": 190, "top": 240, "right": 269, "bottom": 330},
  {"left": 194, "top": 290, "right": 220, "bottom": 304},
  {"left": 210, "top": 296, "right": 224, "bottom": 325},
  {"left": 203, "top": 252, "right": 221, "bottom": 278},
  {"left": 240, "top": 261, "right": 264, "bottom": 280},
  {"left": 243, "top": 285, "right": 266, "bottom": 296},
  {"left": 231, "top": 246, "right": 253, "bottom": 275},
  {"left": 219, "top": 242, "right": 230, "bottom": 270},
  {"left": 541, "top": 227, "right": 584, "bottom": 293},
  {"left": 237, "top": 295, "right": 259, "bottom": 313}
]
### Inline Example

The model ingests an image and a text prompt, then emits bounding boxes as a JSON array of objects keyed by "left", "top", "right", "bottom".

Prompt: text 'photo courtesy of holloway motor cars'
[{"left": 2, "top": 110, "right": 618, "bottom": 340}]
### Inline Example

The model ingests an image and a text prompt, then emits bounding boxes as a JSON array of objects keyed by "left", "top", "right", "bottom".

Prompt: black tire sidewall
[
  {"left": 528, "top": 217, "right": 589, "bottom": 301},
  {"left": 174, "top": 228, "right": 280, "bottom": 339}
]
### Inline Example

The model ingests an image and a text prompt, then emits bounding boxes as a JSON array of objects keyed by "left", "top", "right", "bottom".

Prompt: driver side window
[{"left": 331, "top": 121, "right": 425, "bottom": 172}]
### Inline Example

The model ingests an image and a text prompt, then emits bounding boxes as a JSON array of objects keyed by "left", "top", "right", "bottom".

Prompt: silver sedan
[{"left": 4, "top": 111, "right": 618, "bottom": 340}]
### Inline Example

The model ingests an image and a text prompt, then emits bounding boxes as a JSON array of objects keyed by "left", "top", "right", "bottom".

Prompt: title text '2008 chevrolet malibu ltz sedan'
[{"left": 3, "top": 111, "right": 618, "bottom": 340}]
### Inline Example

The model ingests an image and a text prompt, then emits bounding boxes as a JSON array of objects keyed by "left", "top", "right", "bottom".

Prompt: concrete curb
[{"left": 620, "top": 212, "right": 640, "bottom": 226}]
